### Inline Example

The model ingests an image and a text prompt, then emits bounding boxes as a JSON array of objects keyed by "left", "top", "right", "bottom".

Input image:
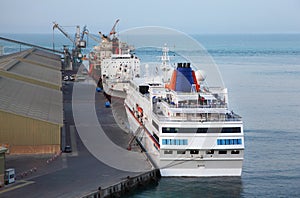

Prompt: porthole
[
  {"left": 218, "top": 150, "right": 227, "bottom": 155},
  {"left": 231, "top": 150, "right": 240, "bottom": 155}
]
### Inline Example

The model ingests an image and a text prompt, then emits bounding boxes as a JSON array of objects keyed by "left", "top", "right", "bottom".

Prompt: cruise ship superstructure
[{"left": 124, "top": 46, "right": 244, "bottom": 177}]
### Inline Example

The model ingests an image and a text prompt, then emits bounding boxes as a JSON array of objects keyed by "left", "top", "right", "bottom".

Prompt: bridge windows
[{"left": 162, "top": 127, "right": 241, "bottom": 133}]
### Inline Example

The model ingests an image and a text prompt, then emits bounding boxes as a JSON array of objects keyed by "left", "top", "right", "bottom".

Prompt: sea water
[{"left": 1, "top": 33, "right": 300, "bottom": 197}]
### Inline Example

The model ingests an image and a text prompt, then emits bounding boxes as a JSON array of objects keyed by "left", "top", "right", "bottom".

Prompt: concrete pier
[{"left": 82, "top": 169, "right": 161, "bottom": 198}]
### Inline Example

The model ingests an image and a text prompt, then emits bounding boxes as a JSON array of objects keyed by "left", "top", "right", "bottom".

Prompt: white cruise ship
[{"left": 124, "top": 46, "right": 244, "bottom": 177}]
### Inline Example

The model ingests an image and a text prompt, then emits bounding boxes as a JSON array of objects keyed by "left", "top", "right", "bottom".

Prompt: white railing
[{"left": 152, "top": 110, "right": 242, "bottom": 122}]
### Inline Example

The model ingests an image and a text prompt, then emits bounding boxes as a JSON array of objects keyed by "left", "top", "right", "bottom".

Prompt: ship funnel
[{"left": 165, "top": 63, "right": 200, "bottom": 92}]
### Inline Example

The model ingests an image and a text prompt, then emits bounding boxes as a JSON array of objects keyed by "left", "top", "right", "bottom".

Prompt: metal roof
[
  {"left": 8, "top": 60, "right": 61, "bottom": 84},
  {"left": 0, "top": 76, "right": 63, "bottom": 125},
  {"left": 0, "top": 48, "right": 61, "bottom": 89},
  {"left": 25, "top": 50, "right": 62, "bottom": 70}
]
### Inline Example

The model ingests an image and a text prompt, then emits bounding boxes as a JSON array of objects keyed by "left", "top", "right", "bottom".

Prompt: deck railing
[{"left": 152, "top": 109, "right": 242, "bottom": 122}]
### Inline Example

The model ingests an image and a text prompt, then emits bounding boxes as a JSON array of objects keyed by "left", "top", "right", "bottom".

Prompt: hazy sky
[{"left": 1, "top": 0, "right": 299, "bottom": 34}]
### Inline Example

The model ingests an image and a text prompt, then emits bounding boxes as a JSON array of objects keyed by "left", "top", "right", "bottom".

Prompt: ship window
[
  {"left": 217, "top": 138, "right": 242, "bottom": 145},
  {"left": 177, "top": 150, "right": 186, "bottom": 155},
  {"left": 139, "top": 85, "right": 149, "bottom": 94},
  {"left": 162, "top": 127, "right": 241, "bottom": 133},
  {"left": 233, "top": 139, "right": 238, "bottom": 145},
  {"left": 180, "top": 128, "right": 197, "bottom": 133},
  {"left": 162, "top": 127, "right": 178, "bottom": 133},
  {"left": 206, "top": 150, "right": 214, "bottom": 154},
  {"left": 183, "top": 139, "right": 188, "bottom": 145},
  {"left": 178, "top": 139, "right": 183, "bottom": 145},
  {"left": 218, "top": 150, "right": 227, "bottom": 154},
  {"left": 162, "top": 139, "right": 167, "bottom": 145},
  {"left": 170, "top": 139, "right": 176, "bottom": 145},
  {"left": 197, "top": 128, "right": 208, "bottom": 133},
  {"left": 190, "top": 150, "right": 199, "bottom": 155},
  {"left": 162, "top": 139, "right": 188, "bottom": 145},
  {"left": 225, "top": 139, "right": 230, "bottom": 145},
  {"left": 164, "top": 150, "right": 173, "bottom": 155},
  {"left": 231, "top": 150, "right": 240, "bottom": 155},
  {"left": 237, "top": 139, "right": 242, "bottom": 144},
  {"left": 221, "top": 127, "right": 241, "bottom": 133}
]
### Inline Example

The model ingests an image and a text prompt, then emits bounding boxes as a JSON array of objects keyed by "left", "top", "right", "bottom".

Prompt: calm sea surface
[{"left": 1, "top": 33, "right": 300, "bottom": 197}]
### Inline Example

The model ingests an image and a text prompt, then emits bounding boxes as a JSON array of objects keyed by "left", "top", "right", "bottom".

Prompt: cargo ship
[{"left": 88, "top": 20, "right": 140, "bottom": 99}]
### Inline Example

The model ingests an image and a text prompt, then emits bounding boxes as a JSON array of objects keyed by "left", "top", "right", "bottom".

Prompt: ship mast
[{"left": 161, "top": 44, "right": 171, "bottom": 83}]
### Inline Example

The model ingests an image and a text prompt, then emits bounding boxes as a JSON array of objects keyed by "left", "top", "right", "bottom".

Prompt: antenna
[
  {"left": 145, "top": 64, "right": 149, "bottom": 78},
  {"left": 161, "top": 44, "right": 171, "bottom": 82}
]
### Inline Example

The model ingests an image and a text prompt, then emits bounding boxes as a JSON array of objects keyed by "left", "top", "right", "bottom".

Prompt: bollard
[
  {"left": 105, "top": 101, "right": 110, "bottom": 108},
  {"left": 96, "top": 87, "right": 102, "bottom": 92}
]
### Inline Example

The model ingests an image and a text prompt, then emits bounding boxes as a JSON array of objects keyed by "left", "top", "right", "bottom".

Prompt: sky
[{"left": 0, "top": 0, "right": 300, "bottom": 34}]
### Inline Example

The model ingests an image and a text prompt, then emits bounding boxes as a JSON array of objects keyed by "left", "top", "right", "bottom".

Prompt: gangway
[{"left": 127, "top": 126, "right": 143, "bottom": 150}]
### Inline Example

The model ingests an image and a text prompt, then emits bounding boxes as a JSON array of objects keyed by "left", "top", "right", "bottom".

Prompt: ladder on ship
[{"left": 127, "top": 126, "right": 143, "bottom": 150}]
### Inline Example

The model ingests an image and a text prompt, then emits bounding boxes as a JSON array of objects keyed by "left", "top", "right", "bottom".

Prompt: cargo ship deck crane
[
  {"left": 109, "top": 19, "right": 120, "bottom": 38},
  {"left": 83, "top": 29, "right": 101, "bottom": 44}
]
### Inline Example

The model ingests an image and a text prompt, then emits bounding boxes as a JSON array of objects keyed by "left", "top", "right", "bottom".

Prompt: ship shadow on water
[{"left": 123, "top": 176, "right": 243, "bottom": 198}]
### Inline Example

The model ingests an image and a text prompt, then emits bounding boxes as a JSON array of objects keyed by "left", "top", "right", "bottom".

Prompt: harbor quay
[{"left": 0, "top": 49, "right": 160, "bottom": 198}]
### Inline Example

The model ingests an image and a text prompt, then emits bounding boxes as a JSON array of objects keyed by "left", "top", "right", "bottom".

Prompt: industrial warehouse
[{"left": 0, "top": 48, "right": 63, "bottom": 154}]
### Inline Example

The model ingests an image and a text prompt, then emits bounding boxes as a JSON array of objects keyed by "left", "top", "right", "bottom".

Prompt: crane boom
[
  {"left": 81, "top": 25, "right": 88, "bottom": 40},
  {"left": 109, "top": 19, "right": 120, "bottom": 36},
  {"left": 83, "top": 30, "right": 101, "bottom": 43},
  {"left": 52, "top": 22, "right": 75, "bottom": 45},
  {"left": 99, "top": 31, "right": 109, "bottom": 42}
]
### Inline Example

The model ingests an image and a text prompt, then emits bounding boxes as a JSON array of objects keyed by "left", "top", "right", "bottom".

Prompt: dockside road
[{"left": 72, "top": 76, "right": 153, "bottom": 173}]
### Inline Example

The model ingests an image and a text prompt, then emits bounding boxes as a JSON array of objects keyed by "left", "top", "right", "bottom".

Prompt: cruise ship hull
[
  {"left": 125, "top": 106, "right": 243, "bottom": 177},
  {"left": 159, "top": 160, "right": 243, "bottom": 177}
]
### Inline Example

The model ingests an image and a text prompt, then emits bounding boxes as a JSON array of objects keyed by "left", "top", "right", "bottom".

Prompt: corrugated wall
[
  {"left": 0, "top": 110, "right": 61, "bottom": 154},
  {"left": 0, "top": 153, "right": 4, "bottom": 187}
]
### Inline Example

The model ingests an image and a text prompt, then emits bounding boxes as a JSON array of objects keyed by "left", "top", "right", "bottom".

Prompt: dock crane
[
  {"left": 52, "top": 22, "right": 74, "bottom": 45},
  {"left": 52, "top": 22, "right": 86, "bottom": 64},
  {"left": 81, "top": 25, "right": 88, "bottom": 40}
]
